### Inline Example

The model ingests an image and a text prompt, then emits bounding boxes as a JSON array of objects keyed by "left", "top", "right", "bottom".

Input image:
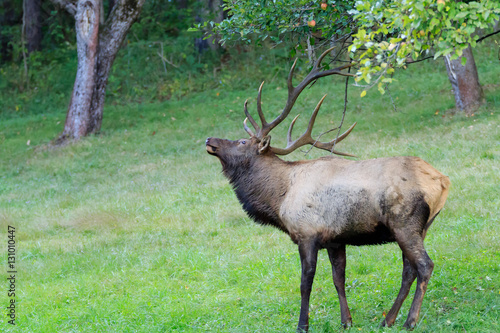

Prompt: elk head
[
  {"left": 206, "top": 47, "right": 358, "bottom": 169},
  {"left": 206, "top": 136, "right": 271, "bottom": 174}
]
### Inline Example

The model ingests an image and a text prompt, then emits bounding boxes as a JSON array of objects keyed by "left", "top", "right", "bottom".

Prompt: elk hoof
[
  {"left": 381, "top": 318, "right": 394, "bottom": 328},
  {"left": 403, "top": 320, "right": 416, "bottom": 330},
  {"left": 341, "top": 320, "right": 352, "bottom": 329}
]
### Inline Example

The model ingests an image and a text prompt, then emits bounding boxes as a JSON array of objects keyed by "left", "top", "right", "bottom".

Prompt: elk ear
[{"left": 258, "top": 135, "right": 271, "bottom": 154}]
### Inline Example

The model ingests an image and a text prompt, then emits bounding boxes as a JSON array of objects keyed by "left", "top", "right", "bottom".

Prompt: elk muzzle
[{"left": 206, "top": 137, "right": 219, "bottom": 155}]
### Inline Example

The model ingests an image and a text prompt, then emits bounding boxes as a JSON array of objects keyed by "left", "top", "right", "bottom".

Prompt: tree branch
[
  {"left": 477, "top": 29, "right": 500, "bottom": 43},
  {"left": 406, "top": 29, "right": 500, "bottom": 66},
  {"left": 332, "top": 65, "right": 351, "bottom": 153},
  {"left": 406, "top": 56, "right": 433, "bottom": 66}
]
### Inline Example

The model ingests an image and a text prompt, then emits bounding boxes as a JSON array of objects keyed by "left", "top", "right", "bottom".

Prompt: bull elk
[{"left": 206, "top": 48, "right": 450, "bottom": 331}]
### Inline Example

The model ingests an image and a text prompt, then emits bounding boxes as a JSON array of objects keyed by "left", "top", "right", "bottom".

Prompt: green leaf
[
  {"left": 430, "top": 18, "right": 440, "bottom": 29},
  {"left": 377, "top": 82, "right": 385, "bottom": 94}
]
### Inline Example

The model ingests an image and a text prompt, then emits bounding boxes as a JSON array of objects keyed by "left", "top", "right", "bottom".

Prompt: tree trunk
[
  {"left": 53, "top": 0, "right": 146, "bottom": 142},
  {"left": 443, "top": 44, "right": 484, "bottom": 115},
  {"left": 24, "top": 0, "right": 42, "bottom": 53},
  {"left": 62, "top": 0, "right": 100, "bottom": 140},
  {"left": 88, "top": 0, "right": 147, "bottom": 134},
  {"left": 1, "top": 0, "right": 22, "bottom": 63},
  {"left": 306, "top": 33, "right": 316, "bottom": 64}
]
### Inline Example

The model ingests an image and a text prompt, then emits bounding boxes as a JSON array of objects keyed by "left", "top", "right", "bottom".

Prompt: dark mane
[{"left": 226, "top": 157, "right": 288, "bottom": 233}]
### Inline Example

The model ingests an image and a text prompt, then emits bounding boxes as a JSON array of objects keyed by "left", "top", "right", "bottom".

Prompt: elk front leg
[
  {"left": 382, "top": 254, "right": 417, "bottom": 327},
  {"left": 297, "top": 240, "right": 319, "bottom": 333},
  {"left": 327, "top": 245, "right": 352, "bottom": 328}
]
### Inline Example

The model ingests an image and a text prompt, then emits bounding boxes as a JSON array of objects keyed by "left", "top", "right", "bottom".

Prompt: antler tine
[
  {"left": 243, "top": 118, "right": 256, "bottom": 137},
  {"left": 287, "top": 58, "right": 299, "bottom": 91},
  {"left": 287, "top": 114, "right": 300, "bottom": 143},
  {"left": 315, "top": 46, "right": 336, "bottom": 70},
  {"left": 315, "top": 46, "right": 357, "bottom": 73},
  {"left": 332, "top": 122, "right": 357, "bottom": 145},
  {"left": 313, "top": 122, "right": 357, "bottom": 156},
  {"left": 244, "top": 99, "right": 260, "bottom": 135},
  {"left": 256, "top": 81, "right": 267, "bottom": 126},
  {"left": 304, "top": 94, "right": 327, "bottom": 137}
]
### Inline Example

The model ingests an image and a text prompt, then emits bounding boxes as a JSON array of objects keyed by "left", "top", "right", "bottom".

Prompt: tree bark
[
  {"left": 53, "top": 0, "right": 146, "bottom": 142},
  {"left": 88, "top": 0, "right": 147, "bottom": 134},
  {"left": 443, "top": 44, "right": 484, "bottom": 115},
  {"left": 63, "top": 0, "right": 100, "bottom": 140},
  {"left": 24, "top": 0, "right": 43, "bottom": 53}
]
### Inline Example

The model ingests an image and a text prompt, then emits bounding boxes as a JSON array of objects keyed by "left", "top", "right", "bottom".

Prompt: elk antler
[
  {"left": 243, "top": 46, "right": 357, "bottom": 156},
  {"left": 270, "top": 95, "right": 357, "bottom": 156}
]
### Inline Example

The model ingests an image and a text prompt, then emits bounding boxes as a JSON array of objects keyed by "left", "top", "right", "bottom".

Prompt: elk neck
[{"left": 225, "top": 153, "right": 291, "bottom": 233}]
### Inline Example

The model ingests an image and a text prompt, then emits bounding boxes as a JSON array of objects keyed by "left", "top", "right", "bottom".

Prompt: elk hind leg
[
  {"left": 327, "top": 245, "right": 352, "bottom": 328},
  {"left": 382, "top": 254, "right": 417, "bottom": 327},
  {"left": 297, "top": 239, "right": 320, "bottom": 332},
  {"left": 394, "top": 231, "right": 434, "bottom": 330}
]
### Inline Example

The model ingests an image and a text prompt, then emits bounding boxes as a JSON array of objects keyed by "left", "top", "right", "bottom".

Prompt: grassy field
[{"left": 0, "top": 41, "right": 499, "bottom": 332}]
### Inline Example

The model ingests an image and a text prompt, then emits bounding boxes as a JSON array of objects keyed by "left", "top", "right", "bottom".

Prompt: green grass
[{"left": 0, "top": 40, "right": 499, "bottom": 332}]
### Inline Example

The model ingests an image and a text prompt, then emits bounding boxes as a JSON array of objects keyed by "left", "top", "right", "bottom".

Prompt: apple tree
[
  {"left": 350, "top": 0, "right": 500, "bottom": 113},
  {"left": 50, "top": 0, "right": 146, "bottom": 142},
  {"left": 208, "top": 0, "right": 500, "bottom": 114}
]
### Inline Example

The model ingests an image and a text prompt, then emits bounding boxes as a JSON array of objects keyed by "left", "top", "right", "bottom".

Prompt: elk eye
[{"left": 240, "top": 140, "right": 246, "bottom": 145}]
